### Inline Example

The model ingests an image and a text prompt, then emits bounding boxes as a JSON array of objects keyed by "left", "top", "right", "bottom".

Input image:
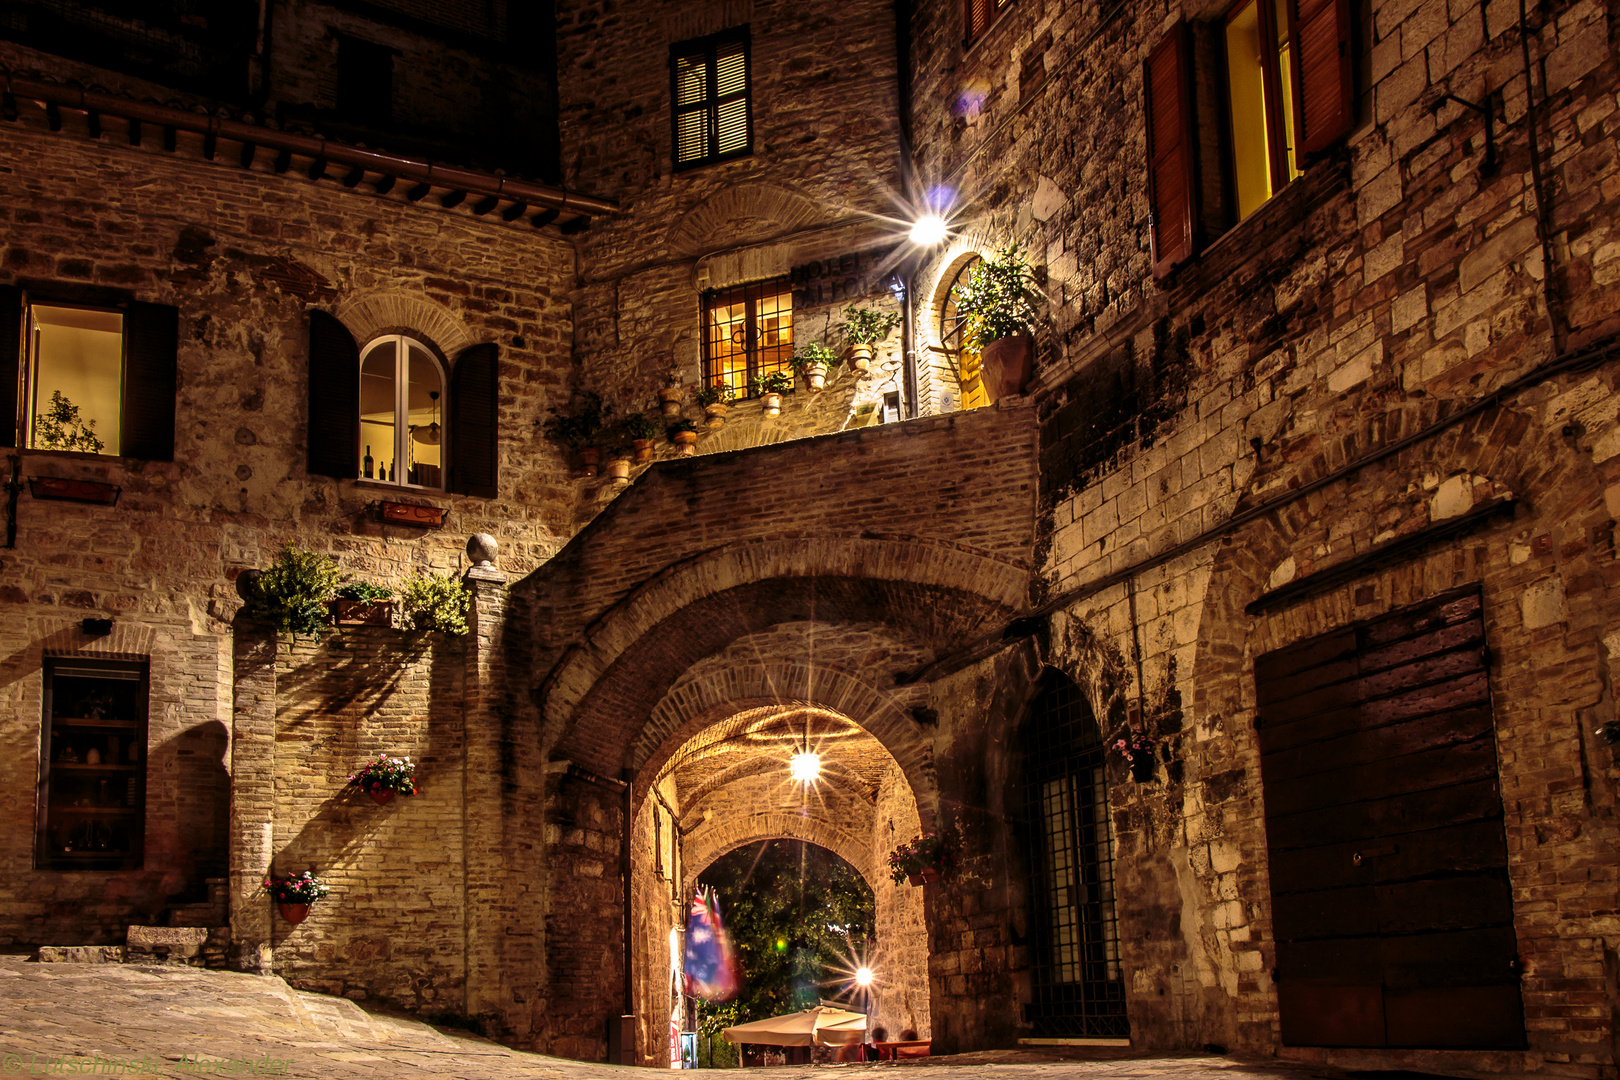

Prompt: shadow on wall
[{"left": 167, "top": 719, "right": 231, "bottom": 895}]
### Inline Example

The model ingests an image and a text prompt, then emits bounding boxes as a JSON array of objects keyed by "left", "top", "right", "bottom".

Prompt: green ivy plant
[
  {"left": 247, "top": 545, "right": 346, "bottom": 639},
  {"left": 540, "top": 390, "right": 609, "bottom": 448},
  {"left": 840, "top": 305, "right": 902, "bottom": 345},
  {"left": 400, "top": 571, "right": 471, "bottom": 635},
  {"left": 748, "top": 371, "right": 793, "bottom": 396},
  {"left": 790, "top": 343, "right": 837, "bottom": 374},
  {"left": 336, "top": 581, "right": 393, "bottom": 604},
  {"left": 32, "top": 391, "right": 105, "bottom": 453},
  {"left": 954, "top": 243, "right": 1042, "bottom": 352},
  {"left": 694, "top": 383, "right": 734, "bottom": 409},
  {"left": 622, "top": 413, "right": 663, "bottom": 441}
]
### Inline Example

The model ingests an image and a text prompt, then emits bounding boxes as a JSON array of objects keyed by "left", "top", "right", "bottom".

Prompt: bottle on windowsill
[{"left": 363, "top": 445, "right": 374, "bottom": 479}]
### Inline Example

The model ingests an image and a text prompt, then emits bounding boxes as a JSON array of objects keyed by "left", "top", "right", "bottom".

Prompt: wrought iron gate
[{"left": 1023, "top": 672, "right": 1128, "bottom": 1037}]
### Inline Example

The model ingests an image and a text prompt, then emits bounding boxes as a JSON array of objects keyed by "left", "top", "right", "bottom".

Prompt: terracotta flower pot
[
  {"left": 1129, "top": 754, "right": 1156, "bottom": 783},
  {"left": 848, "top": 344, "right": 872, "bottom": 373},
  {"left": 278, "top": 903, "right": 310, "bottom": 925},
  {"left": 657, "top": 387, "right": 683, "bottom": 419},
  {"left": 704, "top": 403, "right": 729, "bottom": 429},
  {"left": 633, "top": 438, "right": 653, "bottom": 464},
  {"left": 370, "top": 790, "right": 395, "bottom": 806},
  {"left": 607, "top": 457, "right": 632, "bottom": 481},
  {"left": 905, "top": 867, "right": 940, "bottom": 887},
  {"left": 578, "top": 446, "right": 600, "bottom": 478},
  {"left": 979, "top": 334, "right": 1033, "bottom": 400},
  {"left": 799, "top": 363, "right": 827, "bottom": 392},
  {"left": 761, "top": 392, "right": 783, "bottom": 418},
  {"left": 673, "top": 430, "right": 699, "bottom": 457},
  {"left": 329, "top": 600, "right": 394, "bottom": 626}
]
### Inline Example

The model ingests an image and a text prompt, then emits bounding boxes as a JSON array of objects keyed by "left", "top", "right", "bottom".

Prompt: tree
[
  {"left": 694, "top": 840, "right": 875, "bottom": 1065},
  {"left": 32, "top": 391, "right": 104, "bottom": 453}
]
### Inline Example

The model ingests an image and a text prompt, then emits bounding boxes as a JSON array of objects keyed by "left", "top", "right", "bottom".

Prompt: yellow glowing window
[
  {"left": 359, "top": 334, "right": 445, "bottom": 489},
  {"left": 704, "top": 278, "right": 793, "bottom": 399},
  {"left": 1225, "top": 0, "right": 1303, "bottom": 221},
  {"left": 27, "top": 305, "right": 124, "bottom": 456},
  {"left": 940, "top": 258, "right": 991, "bottom": 412},
  {"left": 672, "top": 27, "right": 752, "bottom": 169}
]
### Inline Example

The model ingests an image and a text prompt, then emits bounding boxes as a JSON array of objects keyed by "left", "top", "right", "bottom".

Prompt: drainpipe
[
  {"left": 2, "top": 77, "right": 619, "bottom": 217},
  {"left": 894, "top": 0, "right": 920, "bottom": 418}
]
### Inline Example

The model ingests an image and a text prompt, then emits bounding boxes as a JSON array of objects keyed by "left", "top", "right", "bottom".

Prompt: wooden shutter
[
  {"left": 121, "top": 302, "right": 178, "bottom": 461},
  {"left": 1289, "top": 0, "right": 1354, "bottom": 164},
  {"left": 713, "top": 35, "right": 751, "bottom": 158},
  {"left": 1144, "top": 24, "right": 1198, "bottom": 279},
  {"left": 306, "top": 310, "right": 359, "bottom": 479},
  {"left": 449, "top": 342, "right": 498, "bottom": 498},
  {"left": 0, "top": 287, "right": 21, "bottom": 449},
  {"left": 672, "top": 47, "right": 710, "bottom": 166}
]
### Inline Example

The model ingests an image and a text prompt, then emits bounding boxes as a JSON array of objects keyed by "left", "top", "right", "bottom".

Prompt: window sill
[{"left": 963, "top": 6, "right": 1018, "bottom": 57}]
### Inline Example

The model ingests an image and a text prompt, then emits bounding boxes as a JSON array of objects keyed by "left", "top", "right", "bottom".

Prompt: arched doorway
[{"left": 1021, "top": 671, "right": 1128, "bottom": 1037}]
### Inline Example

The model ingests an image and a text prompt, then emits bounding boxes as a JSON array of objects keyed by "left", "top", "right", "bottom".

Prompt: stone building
[{"left": 3, "top": 0, "right": 1620, "bottom": 1074}]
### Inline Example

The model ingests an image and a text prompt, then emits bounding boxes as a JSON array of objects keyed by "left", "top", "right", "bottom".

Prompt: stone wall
[
  {"left": 870, "top": 758, "right": 930, "bottom": 1040},
  {"left": 265, "top": 626, "right": 468, "bottom": 1015},
  {"left": 904, "top": 0, "right": 1620, "bottom": 1066}
]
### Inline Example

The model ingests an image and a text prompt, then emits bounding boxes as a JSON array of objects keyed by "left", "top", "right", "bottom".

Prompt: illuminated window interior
[
  {"left": 1225, "top": 0, "right": 1303, "bottom": 221},
  {"left": 28, "top": 305, "right": 123, "bottom": 456},
  {"left": 358, "top": 334, "right": 444, "bottom": 488},
  {"left": 940, "top": 258, "right": 991, "bottom": 411},
  {"left": 704, "top": 278, "right": 792, "bottom": 398}
]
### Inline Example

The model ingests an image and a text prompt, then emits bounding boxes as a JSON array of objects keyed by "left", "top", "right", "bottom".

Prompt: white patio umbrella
[{"left": 722, "top": 1005, "right": 868, "bottom": 1047}]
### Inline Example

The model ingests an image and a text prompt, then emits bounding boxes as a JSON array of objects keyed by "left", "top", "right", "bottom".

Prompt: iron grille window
[
  {"left": 965, "top": 0, "right": 1015, "bottom": 44},
  {"left": 1022, "top": 672, "right": 1128, "bottom": 1038},
  {"left": 703, "top": 278, "right": 793, "bottom": 398},
  {"left": 672, "top": 27, "right": 752, "bottom": 169}
]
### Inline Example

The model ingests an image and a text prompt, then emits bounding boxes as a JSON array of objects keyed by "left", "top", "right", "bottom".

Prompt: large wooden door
[{"left": 1255, "top": 588, "right": 1525, "bottom": 1048}]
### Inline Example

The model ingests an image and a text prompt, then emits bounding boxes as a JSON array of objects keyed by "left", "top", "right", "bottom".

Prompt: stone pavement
[{"left": 0, "top": 957, "right": 1351, "bottom": 1080}]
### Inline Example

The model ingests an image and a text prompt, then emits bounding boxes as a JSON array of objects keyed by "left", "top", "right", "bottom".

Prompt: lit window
[
  {"left": 358, "top": 334, "right": 445, "bottom": 489},
  {"left": 1225, "top": 0, "right": 1303, "bottom": 220},
  {"left": 704, "top": 278, "right": 793, "bottom": 398},
  {"left": 965, "top": 0, "right": 1015, "bottom": 44},
  {"left": 939, "top": 258, "right": 991, "bottom": 411},
  {"left": 37, "top": 659, "right": 148, "bottom": 871},
  {"left": 672, "top": 28, "right": 752, "bottom": 169},
  {"left": 27, "top": 305, "right": 124, "bottom": 455}
]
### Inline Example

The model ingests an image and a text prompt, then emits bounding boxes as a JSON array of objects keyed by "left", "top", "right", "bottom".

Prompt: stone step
[
  {"left": 36, "top": 945, "right": 125, "bottom": 963},
  {"left": 127, "top": 925, "right": 230, "bottom": 966}
]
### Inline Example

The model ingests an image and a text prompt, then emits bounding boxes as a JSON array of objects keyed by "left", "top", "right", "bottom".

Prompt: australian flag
[{"left": 682, "top": 888, "right": 741, "bottom": 1002}]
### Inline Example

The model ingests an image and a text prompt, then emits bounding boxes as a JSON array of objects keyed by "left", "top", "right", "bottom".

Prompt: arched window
[
  {"left": 359, "top": 334, "right": 445, "bottom": 489},
  {"left": 1022, "top": 671, "right": 1127, "bottom": 1037},
  {"left": 938, "top": 258, "right": 991, "bottom": 411}
]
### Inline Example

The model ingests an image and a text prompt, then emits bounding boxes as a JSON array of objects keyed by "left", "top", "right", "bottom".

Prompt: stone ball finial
[
  {"left": 234, "top": 568, "right": 263, "bottom": 603},
  {"left": 467, "top": 533, "right": 498, "bottom": 567}
]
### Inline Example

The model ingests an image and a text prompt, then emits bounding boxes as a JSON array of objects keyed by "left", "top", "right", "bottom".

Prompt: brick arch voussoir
[
  {"left": 681, "top": 811, "right": 878, "bottom": 893},
  {"left": 543, "top": 536, "right": 1028, "bottom": 745},
  {"left": 336, "top": 290, "right": 475, "bottom": 357}
]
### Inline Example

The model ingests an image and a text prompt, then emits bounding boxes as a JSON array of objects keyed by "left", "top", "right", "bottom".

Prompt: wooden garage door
[{"left": 1255, "top": 588, "right": 1525, "bottom": 1048}]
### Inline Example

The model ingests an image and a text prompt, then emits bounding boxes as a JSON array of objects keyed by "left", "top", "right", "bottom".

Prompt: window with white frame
[{"left": 358, "top": 334, "right": 445, "bottom": 489}]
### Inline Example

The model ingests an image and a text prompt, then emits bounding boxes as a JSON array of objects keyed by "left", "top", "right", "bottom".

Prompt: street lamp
[
  {"left": 790, "top": 751, "right": 821, "bottom": 783},
  {"left": 908, "top": 213, "right": 948, "bottom": 247}
]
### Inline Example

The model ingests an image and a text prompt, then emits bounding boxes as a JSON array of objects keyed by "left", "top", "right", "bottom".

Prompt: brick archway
[
  {"left": 543, "top": 536, "right": 1029, "bottom": 782},
  {"left": 681, "top": 811, "right": 878, "bottom": 892}
]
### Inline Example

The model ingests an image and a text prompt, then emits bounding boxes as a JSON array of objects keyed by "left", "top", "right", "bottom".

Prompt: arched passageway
[{"left": 629, "top": 704, "right": 930, "bottom": 1066}]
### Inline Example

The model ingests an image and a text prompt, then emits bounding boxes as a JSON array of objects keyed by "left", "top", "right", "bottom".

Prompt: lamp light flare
[
  {"left": 789, "top": 751, "right": 822, "bottom": 783},
  {"left": 908, "top": 213, "right": 948, "bottom": 247},
  {"left": 855, "top": 966, "right": 874, "bottom": 987}
]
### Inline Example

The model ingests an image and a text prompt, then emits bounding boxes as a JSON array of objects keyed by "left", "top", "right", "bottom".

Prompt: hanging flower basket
[
  {"left": 888, "top": 832, "right": 955, "bottom": 886},
  {"left": 263, "top": 872, "right": 329, "bottom": 923},
  {"left": 1114, "top": 731, "right": 1159, "bottom": 782},
  {"left": 349, "top": 754, "right": 417, "bottom": 802}
]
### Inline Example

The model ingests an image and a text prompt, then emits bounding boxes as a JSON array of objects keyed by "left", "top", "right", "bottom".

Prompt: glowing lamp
[
  {"left": 790, "top": 751, "right": 821, "bottom": 783},
  {"left": 855, "top": 966, "right": 874, "bottom": 987},
  {"left": 908, "top": 214, "right": 948, "bottom": 247}
]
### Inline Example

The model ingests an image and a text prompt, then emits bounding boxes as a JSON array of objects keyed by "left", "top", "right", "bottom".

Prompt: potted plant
[
  {"left": 349, "top": 753, "right": 417, "bottom": 805},
  {"left": 330, "top": 581, "right": 394, "bottom": 626},
  {"left": 791, "top": 343, "right": 837, "bottom": 392},
  {"left": 242, "top": 545, "right": 345, "bottom": 641},
  {"left": 748, "top": 370, "right": 794, "bottom": 417},
  {"left": 399, "top": 571, "right": 471, "bottom": 635},
  {"left": 668, "top": 418, "right": 700, "bottom": 457},
  {"left": 840, "top": 305, "right": 902, "bottom": 373},
  {"left": 540, "top": 391, "right": 609, "bottom": 477},
  {"left": 888, "top": 832, "right": 955, "bottom": 887},
  {"left": 954, "top": 243, "right": 1042, "bottom": 399},
  {"left": 656, "top": 384, "right": 684, "bottom": 420},
  {"left": 695, "top": 383, "right": 734, "bottom": 429},
  {"left": 1114, "top": 730, "right": 1159, "bottom": 783},
  {"left": 623, "top": 413, "right": 663, "bottom": 464},
  {"left": 262, "top": 871, "right": 330, "bottom": 925}
]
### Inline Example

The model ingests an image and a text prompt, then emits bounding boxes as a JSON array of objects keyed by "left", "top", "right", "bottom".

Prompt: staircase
[{"left": 36, "top": 878, "right": 231, "bottom": 968}]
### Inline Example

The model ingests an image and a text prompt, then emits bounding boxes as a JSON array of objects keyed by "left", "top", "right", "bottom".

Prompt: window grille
[
  {"left": 1023, "top": 672, "right": 1128, "bottom": 1037},
  {"left": 703, "top": 278, "right": 792, "bottom": 398}
]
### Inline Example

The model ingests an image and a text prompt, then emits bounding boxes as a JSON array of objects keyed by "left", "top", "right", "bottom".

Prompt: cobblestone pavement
[{"left": 0, "top": 957, "right": 1351, "bottom": 1080}]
